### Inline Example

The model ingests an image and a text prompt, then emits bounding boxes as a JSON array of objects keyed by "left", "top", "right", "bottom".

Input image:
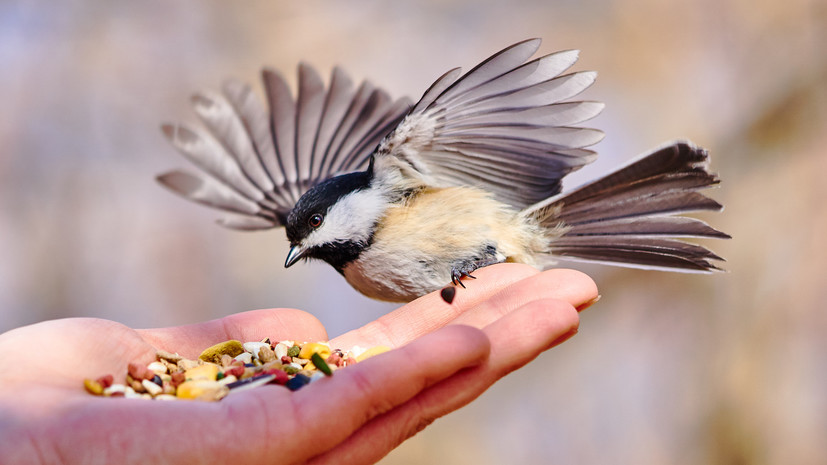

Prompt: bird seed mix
[{"left": 83, "top": 339, "right": 390, "bottom": 401}]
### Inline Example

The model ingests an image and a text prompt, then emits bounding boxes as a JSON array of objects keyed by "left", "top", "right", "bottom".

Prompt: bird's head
[{"left": 284, "top": 170, "right": 386, "bottom": 272}]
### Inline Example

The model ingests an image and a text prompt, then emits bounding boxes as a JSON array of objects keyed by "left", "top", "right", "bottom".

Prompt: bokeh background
[{"left": 2, "top": 0, "right": 825, "bottom": 463}]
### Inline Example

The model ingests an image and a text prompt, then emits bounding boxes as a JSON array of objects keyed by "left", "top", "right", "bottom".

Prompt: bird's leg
[
  {"left": 442, "top": 245, "right": 503, "bottom": 303},
  {"left": 450, "top": 245, "right": 503, "bottom": 287}
]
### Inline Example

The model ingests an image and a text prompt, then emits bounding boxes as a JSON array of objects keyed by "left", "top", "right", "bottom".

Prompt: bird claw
[
  {"left": 450, "top": 268, "right": 477, "bottom": 288},
  {"left": 446, "top": 247, "right": 501, "bottom": 300}
]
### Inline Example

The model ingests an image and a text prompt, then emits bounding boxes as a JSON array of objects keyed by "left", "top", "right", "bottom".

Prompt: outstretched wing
[
  {"left": 373, "top": 38, "right": 604, "bottom": 209},
  {"left": 157, "top": 64, "right": 412, "bottom": 230}
]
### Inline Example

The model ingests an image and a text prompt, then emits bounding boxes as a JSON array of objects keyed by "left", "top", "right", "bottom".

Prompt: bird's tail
[{"left": 527, "top": 141, "right": 730, "bottom": 272}]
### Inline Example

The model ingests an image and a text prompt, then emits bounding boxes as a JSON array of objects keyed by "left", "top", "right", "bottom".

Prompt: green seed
[
  {"left": 283, "top": 365, "right": 300, "bottom": 375},
  {"left": 287, "top": 345, "right": 301, "bottom": 357},
  {"left": 311, "top": 352, "right": 332, "bottom": 376}
]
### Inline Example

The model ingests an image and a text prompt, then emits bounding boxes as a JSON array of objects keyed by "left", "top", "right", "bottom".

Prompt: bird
[{"left": 157, "top": 38, "right": 730, "bottom": 304}]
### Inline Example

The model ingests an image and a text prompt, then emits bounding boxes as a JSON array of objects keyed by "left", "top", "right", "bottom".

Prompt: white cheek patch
[{"left": 304, "top": 188, "right": 387, "bottom": 248}]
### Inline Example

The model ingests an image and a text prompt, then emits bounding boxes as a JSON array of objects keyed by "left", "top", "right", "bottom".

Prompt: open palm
[{"left": 0, "top": 265, "right": 597, "bottom": 465}]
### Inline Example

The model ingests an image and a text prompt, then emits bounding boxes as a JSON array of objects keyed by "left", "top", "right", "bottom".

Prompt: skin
[{"left": 0, "top": 265, "right": 597, "bottom": 465}]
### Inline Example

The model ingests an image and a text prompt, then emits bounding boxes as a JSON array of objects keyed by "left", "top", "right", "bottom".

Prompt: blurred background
[{"left": 1, "top": 0, "right": 825, "bottom": 463}]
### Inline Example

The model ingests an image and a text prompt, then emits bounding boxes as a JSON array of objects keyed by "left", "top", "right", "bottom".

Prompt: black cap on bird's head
[{"left": 284, "top": 170, "right": 376, "bottom": 271}]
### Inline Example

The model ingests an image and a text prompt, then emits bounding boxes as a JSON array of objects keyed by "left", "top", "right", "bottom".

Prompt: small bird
[{"left": 157, "top": 39, "right": 729, "bottom": 303}]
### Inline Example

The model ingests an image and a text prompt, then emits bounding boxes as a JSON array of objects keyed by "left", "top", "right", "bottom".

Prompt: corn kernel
[
  {"left": 298, "top": 342, "right": 331, "bottom": 360},
  {"left": 355, "top": 345, "right": 391, "bottom": 362},
  {"left": 176, "top": 380, "right": 229, "bottom": 401},
  {"left": 184, "top": 363, "right": 220, "bottom": 381}
]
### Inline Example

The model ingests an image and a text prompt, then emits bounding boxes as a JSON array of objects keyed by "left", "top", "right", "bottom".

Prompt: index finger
[
  {"left": 331, "top": 265, "right": 597, "bottom": 349},
  {"left": 137, "top": 308, "right": 328, "bottom": 358}
]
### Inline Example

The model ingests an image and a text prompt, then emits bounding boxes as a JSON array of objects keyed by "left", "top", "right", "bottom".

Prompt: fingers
[
  {"left": 310, "top": 298, "right": 579, "bottom": 464},
  {"left": 451, "top": 268, "right": 597, "bottom": 329},
  {"left": 332, "top": 265, "right": 597, "bottom": 350},
  {"left": 332, "top": 263, "right": 539, "bottom": 349},
  {"left": 230, "top": 324, "right": 490, "bottom": 463},
  {"left": 37, "top": 325, "right": 488, "bottom": 465},
  {"left": 136, "top": 309, "right": 328, "bottom": 358}
]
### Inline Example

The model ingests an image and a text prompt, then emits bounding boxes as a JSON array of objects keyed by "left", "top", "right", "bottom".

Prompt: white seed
[
  {"left": 234, "top": 352, "right": 253, "bottom": 364},
  {"left": 349, "top": 345, "right": 366, "bottom": 359},
  {"left": 217, "top": 375, "right": 238, "bottom": 386},
  {"left": 141, "top": 379, "right": 163, "bottom": 396},
  {"left": 103, "top": 384, "right": 127, "bottom": 396},
  {"left": 147, "top": 361, "right": 168, "bottom": 375},
  {"left": 227, "top": 374, "right": 275, "bottom": 394},
  {"left": 242, "top": 342, "right": 269, "bottom": 358},
  {"left": 274, "top": 343, "right": 289, "bottom": 359}
]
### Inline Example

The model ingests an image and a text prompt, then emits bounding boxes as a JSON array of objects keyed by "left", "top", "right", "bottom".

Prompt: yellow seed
[
  {"left": 83, "top": 378, "right": 104, "bottom": 395},
  {"left": 355, "top": 345, "right": 391, "bottom": 362},
  {"left": 298, "top": 342, "right": 331, "bottom": 360},
  {"left": 176, "top": 380, "right": 229, "bottom": 401},
  {"left": 184, "top": 363, "right": 220, "bottom": 381},
  {"left": 199, "top": 340, "right": 244, "bottom": 363}
]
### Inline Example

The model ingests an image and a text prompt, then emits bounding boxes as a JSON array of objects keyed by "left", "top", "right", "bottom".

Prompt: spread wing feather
[
  {"left": 374, "top": 38, "right": 604, "bottom": 208},
  {"left": 158, "top": 65, "right": 411, "bottom": 229}
]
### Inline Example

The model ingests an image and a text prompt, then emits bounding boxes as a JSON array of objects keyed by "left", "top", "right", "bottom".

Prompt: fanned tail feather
[{"left": 530, "top": 141, "right": 730, "bottom": 272}]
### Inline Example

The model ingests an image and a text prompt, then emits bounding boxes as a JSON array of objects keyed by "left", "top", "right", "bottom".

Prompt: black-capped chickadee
[{"left": 158, "top": 39, "right": 729, "bottom": 303}]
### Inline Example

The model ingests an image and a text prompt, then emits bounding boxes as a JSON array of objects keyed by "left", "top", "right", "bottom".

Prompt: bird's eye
[{"left": 308, "top": 213, "right": 324, "bottom": 228}]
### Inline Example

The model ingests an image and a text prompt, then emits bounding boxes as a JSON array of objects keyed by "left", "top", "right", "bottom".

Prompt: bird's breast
[{"left": 341, "top": 186, "right": 548, "bottom": 302}]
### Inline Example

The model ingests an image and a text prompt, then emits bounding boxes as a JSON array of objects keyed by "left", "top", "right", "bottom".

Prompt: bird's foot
[{"left": 441, "top": 247, "right": 503, "bottom": 303}]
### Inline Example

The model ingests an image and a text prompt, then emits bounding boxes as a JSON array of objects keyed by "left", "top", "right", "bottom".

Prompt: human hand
[{"left": 0, "top": 264, "right": 597, "bottom": 464}]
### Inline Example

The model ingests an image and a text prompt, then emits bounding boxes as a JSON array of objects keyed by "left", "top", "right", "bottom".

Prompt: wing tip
[{"left": 155, "top": 170, "right": 203, "bottom": 197}]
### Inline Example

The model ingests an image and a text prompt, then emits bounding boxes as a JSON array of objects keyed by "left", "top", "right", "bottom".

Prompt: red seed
[
  {"left": 170, "top": 371, "right": 186, "bottom": 387},
  {"left": 96, "top": 374, "right": 114, "bottom": 388},
  {"left": 326, "top": 352, "right": 342, "bottom": 367},
  {"left": 271, "top": 369, "right": 289, "bottom": 385},
  {"left": 127, "top": 362, "right": 151, "bottom": 380}
]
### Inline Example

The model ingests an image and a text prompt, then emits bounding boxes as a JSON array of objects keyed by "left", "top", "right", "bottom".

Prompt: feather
[
  {"left": 161, "top": 123, "right": 263, "bottom": 202},
  {"left": 563, "top": 216, "right": 730, "bottom": 239},
  {"left": 156, "top": 170, "right": 265, "bottom": 217},
  {"left": 552, "top": 241, "right": 725, "bottom": 273},
  {"left": 432, "top": 38, "right": 541, "bottom": 107},
  {"left": 534, "top": 141, "right": 728, "bottom": 272},
  {"left": 442, "top": 101, "right": 605, "bottom": 129},
  {"left": 159, "top": 63, "right": 409, "bottom": 229},
  {"left": 220, "top": 79, "right": 291, "bottom": 207},
  {"left": 437, "top": 49, "right": 581, "bottom": 111},
  {"left": 217, "top": 214, "right": 281, "bottom": 231},
  {"left": 446, "top": 72, "right": 598, "bottom": 117},
  {"left": 295, "top": 63, "right": 325, "bottom": 193},
  {"left": 262, "top": 68, "right": 300, "bottom": 204},
  {"left": 410, "top": 68, "right": 462, "bottom": 114},
  {"left": 375, "top": 39, "right": 603, "bottom": 208},
  {"left": 311, "top": 67, "right": 355, "bottom": 182}
]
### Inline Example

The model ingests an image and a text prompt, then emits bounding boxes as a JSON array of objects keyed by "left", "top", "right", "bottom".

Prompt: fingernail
[
  {"left": 549, "top": 327, "right": 579, "bottom": 347},
  {"left": 576, "top": 295, "right": 601, "bottom": 312}
]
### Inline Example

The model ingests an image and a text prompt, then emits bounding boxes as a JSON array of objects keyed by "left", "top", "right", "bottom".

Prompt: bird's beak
[{"left": 284, "top": 244, "right": 308, "bottom": 268}]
